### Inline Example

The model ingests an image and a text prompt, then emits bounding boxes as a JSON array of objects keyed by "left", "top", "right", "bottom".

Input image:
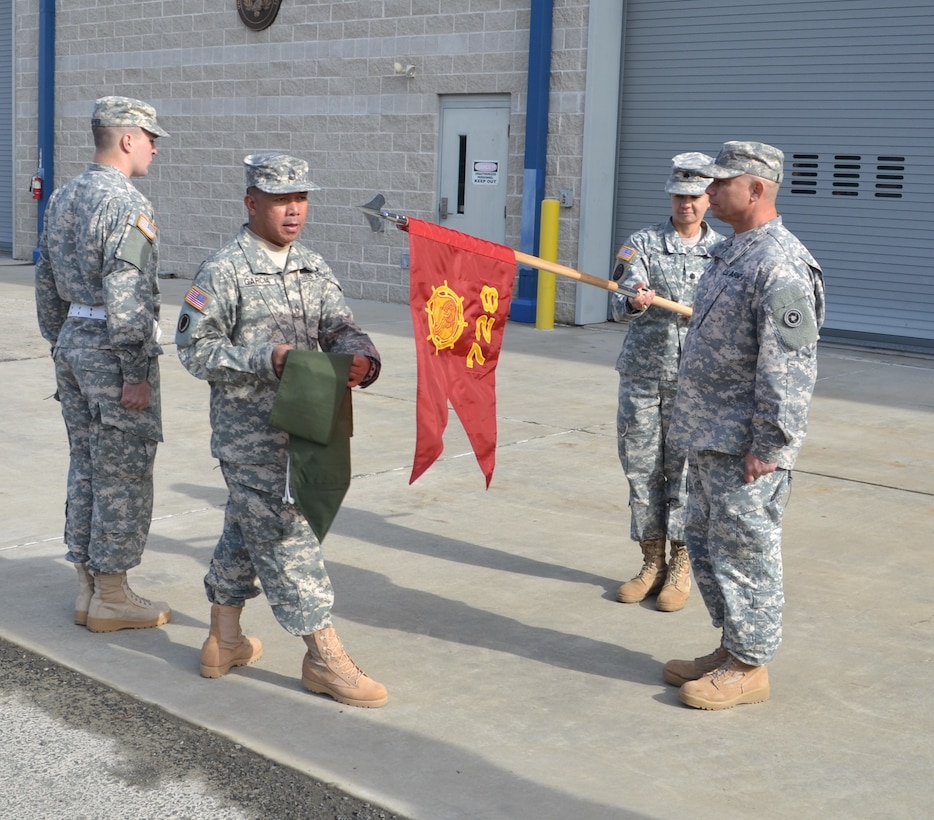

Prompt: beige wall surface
[{"left": 15, "top": 1, "right": 590, "bottom": 322}]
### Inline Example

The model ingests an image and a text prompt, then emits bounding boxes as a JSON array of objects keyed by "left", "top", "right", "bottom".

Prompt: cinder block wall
[{"left": 15, "top": 1, "right": 589, "bottom": 322}]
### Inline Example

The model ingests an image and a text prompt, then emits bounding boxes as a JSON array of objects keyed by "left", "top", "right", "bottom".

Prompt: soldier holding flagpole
[{"left": 611, "top": 153, "right": 725, "bottom": 612}]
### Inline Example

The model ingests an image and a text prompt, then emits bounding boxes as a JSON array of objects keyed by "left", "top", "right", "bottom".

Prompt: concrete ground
[{"left": 1, "top": 258, "right": 933, "bottom": 819}]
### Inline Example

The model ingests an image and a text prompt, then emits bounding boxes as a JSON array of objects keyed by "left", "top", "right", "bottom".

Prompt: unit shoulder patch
[
  {"left": 115, "top": 216, "right": 155, "bottom": 271},
  {"left": 767, "top": 285, "right": 817, "bottom": 351}
]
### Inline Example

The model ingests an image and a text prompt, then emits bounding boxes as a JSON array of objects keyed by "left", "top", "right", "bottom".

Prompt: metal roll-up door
[{"left": 613, "top": 0, "right": 934, "bottom": 350}]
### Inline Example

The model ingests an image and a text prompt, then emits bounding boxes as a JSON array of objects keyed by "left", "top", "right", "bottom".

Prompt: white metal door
[{"left": 438, "top": 96, "right": 510, "bottom": 244}]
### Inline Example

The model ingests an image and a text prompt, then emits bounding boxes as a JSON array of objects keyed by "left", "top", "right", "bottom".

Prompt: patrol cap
[
  {"left": 244, "top": 152, "right": 322, "bottom": 194},
  {"left": 664, "top": 152, "right": 715, "bottom": 195},
  {"left": 685, "top": 141, "right": 784, "bottom": 183},
  {"left": 91, "top": 96, "right": 169, "bottom": 138}
]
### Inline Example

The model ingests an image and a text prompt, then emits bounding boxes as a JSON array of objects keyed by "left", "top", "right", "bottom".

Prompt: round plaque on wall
[{"left": 237, "top": 0, "right": 282, "bottom": 32}]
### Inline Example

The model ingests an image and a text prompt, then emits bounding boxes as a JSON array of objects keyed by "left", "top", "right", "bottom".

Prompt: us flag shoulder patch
[
  {"left": 136, "top": 213, "right": 158, "bottom": 241},
  {"left": 184, "top": 286, "right": 210, "bottom": 311},
  {"left": 616, "top": 245, "right": 637, "bottom": 264}
]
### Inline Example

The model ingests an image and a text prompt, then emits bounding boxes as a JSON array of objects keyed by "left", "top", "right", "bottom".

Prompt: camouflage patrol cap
[
  {"left": 244, "top": 152, "right": 322, "bottom": 194},
  {"left": 686, "top": 141, "right": 784, "bottom": 183},
  {"left": 664, "top": 152, "right": 715, "bottom": 195},
  {"left": 91, "top": 96, "right": 169, "bottom": 138}
]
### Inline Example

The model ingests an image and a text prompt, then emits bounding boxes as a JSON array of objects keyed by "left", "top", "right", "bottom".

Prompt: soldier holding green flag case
[{"left": 176, "top": 152, "right": 387, "bottom": 708}]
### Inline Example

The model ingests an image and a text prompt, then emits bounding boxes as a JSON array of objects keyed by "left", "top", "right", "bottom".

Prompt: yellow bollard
[{"left": 535, "top": 198, "right": 560, "bottom": 330}]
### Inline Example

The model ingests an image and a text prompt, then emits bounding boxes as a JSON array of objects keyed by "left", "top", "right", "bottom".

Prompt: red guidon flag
[{"left": 405, "top": 218, "right": 517, "bottom": 487}]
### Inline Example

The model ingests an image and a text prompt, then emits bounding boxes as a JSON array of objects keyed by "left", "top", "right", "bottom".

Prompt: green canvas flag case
[{"left": 268, "top": 350, "right": 354, "bottom": 542}]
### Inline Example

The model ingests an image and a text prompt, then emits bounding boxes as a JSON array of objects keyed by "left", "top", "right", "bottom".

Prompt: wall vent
[{"left": 790, "top": 154, "right": 905, "bottom": 199}]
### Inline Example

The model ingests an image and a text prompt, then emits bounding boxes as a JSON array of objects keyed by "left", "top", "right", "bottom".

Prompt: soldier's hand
[
  {"left": 629, "top": 282, "right": 655, "bottom": 312},
  {"left": 743, "top": 452, "right": 777, "bottom": 483},
  {"left": 121, "top": 381, "right": 150, "bottom": 410},
  {"left": 272, "top": 344, "right": 294, "bottom": 379},
  {"left": 347, "top": 354, "right": 370, "bottom": 387}
]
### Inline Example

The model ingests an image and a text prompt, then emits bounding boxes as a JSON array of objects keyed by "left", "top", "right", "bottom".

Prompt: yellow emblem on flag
[{"left": 425, "top": 281, "right": 467, "bottom": 353}]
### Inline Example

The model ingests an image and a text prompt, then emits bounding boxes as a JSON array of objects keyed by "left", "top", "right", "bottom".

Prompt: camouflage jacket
[
  {"left": 610, "top": 219, "right": 724, "bottom": 380},
  {"left": 668, "top": 217, "right": 825, "bottom": 468},
  {"left": 176, "top": 226, "right": 381, "bottom": 464},
  {"left": 35, "top": 163, "right": 162, "bottom": 383}
]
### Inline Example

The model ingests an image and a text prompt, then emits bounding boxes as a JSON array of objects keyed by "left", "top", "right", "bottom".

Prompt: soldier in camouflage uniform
[
  {"left": 611, "top": 154, "right": 725, "bottom": 612},
  {"left": 35, "top": 96, "right": 172, "bottom": 633},
  {"left": 664, "top": 142, "right": 825, "bottom": 709},
  {"left": 176, "top": 152, "right": 387, "bottom": 708}
]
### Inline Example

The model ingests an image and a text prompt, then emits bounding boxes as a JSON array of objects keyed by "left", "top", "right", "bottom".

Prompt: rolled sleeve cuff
[
  {"left": 117, "top": 349, "right": 149, "bottom": 384},
  {"left": 359, "top": 356, "right": 381, "bottom": 388},
  {"left": 251, "top": 343, "right": 281, "bottom": 384}
]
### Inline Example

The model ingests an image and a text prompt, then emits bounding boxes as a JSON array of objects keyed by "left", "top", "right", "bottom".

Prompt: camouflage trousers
[
  {"left": 207, "top": 461, "right": 335, "bottom": 636},
  {"left": 684, "top": 450, "right": 790, "bottom": 666},
  {"left": 617, "top": 374, "right": 687, "bottom": 543},
  {"left": 53, "top": 347, "right": 161, "bottom": 573}
]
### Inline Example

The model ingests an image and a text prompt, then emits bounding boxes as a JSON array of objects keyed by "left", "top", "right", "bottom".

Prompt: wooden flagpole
[
  {"left": 513, "top": 251, "right": 693, "bottom": 318},
  {"left": 357, "top": 200, "right": 694, "bottom": 319}
]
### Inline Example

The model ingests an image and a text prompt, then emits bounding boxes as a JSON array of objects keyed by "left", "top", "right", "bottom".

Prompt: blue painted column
[
  {"left": 34, "top": 0, "right": 55, "bottom": 262},
  {"left": 509, "top": 0, "right": 553, "bottom": 323}
]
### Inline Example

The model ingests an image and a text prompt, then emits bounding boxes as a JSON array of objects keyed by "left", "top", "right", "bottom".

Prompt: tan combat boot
[
  {"left": 301, "top": 627, "right": 388, "bottom": 708},
  {"left": 200, "top": 604, "right": 263, "bottom": 678},
  {"left": 656, "top": 541, "right": 691, "bottom": 612},
  {"left": 74, "top": 563, "right": 94, "bottom": 626},
  {"left": 616, "top": 538, "right": 667, "bottom": 603},
  {"left": 663, "top": 641, "right": 729, "bottom": 686},
  {"left": 678, "top": 657, "right": 771, "bottom": 710},
  {"left": 85, "top": 572, "right": 172, "bottom": 633}
]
